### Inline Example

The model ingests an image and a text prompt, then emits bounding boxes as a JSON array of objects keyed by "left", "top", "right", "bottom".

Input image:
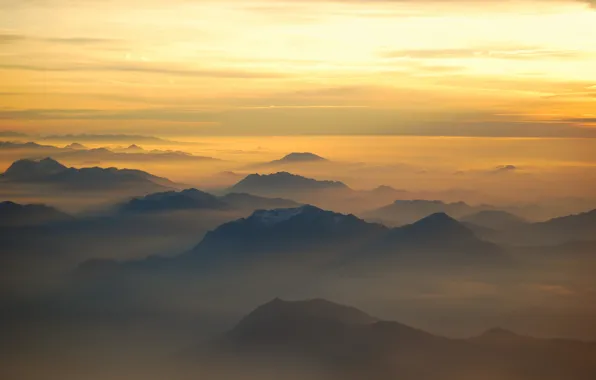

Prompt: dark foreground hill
[{"left": 199, "top": 298, "right": 596, "bottom": 380}]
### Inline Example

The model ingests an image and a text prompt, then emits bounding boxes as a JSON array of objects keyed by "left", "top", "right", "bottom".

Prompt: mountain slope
[
  {"left": 0, "top": 201, "right": 72, "bottom": 226},
  {"left": 461, "top": 210, "right": 527, "bottom": 230},
  {"left": 363, "top": 199, "right": 487, "bottom": 226},
  {"left": 229, "top": 172, "right": 349, "bottom": 197},
  {"left": 202, "top": 298, "right": 596, "bottom": 380},
  {"left": 1, "top": 157, "right": 180, "bottom": 191},
  {"left": 119, "top": 188, "right": 228, "bottom": 213}
]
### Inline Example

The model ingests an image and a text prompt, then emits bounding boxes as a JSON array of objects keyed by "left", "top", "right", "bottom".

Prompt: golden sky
[{"left": 1, "top": 0, "right": 596, "bottom": 136}]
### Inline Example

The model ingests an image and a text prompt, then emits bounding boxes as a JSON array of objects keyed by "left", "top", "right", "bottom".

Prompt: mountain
[
  {"left": 0, "top": 201, "right": 72, "bottom": 226},
  {"left": 229, "top": 172, "right": 349, "bottom": 197},
  {"left": 41, "top": 133, "right": 169, "bottom": 143},
  {"left": 118, "top": 188, "right": 228, "bottom": 213},
  {"left": 0, "top": 141, "right": 57, "bottom": 150},
  {"left": 64, "top": 142, "right": 87, "bottom": 150},
  {"left": 483, "top": 208, "right": 596, "bottom": 246},
  {"left": 0, "top": 157, "right": 180, "bottom": 191},
  {"left": 0, "top": 130, "right": 28, "bottom": 138},
  {"left": 188, "top": 205, "right": 387, "bottom": 263},
  {"left": 123, "top": 144, "right": 144, "bottom": 152},
  {"left": 369, "top": 212, "right": 505, "bottom": 264},
  {"left": 362, "top": 199, "right": 487, "bottom": 226},
  {"left": 271, "top": 152, "right": 328, "bottom": 164},
  {"left": 2, "top": 157, "right": 68, "bottom": 181},
  {"left": 204, "top": 299, "right": 596, "bottom": 380},
  {"left": 460, "top": 210, "right": 527, "bottom": 230},
  {"left": 115, "top": 189, "right": 301, "bottom": 214}
]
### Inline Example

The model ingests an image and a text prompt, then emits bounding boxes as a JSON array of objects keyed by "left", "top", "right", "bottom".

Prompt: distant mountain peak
[
  {"left": 411, "top": 212, "right": 459, "bottom": 226},
  {"left": 277, "top": 152, "right": 327, "bottom": 163},
  {"left": 231, "top": 298, "right": 378, "bottom": 337},
  {"left": 64, "top": 142, "right": 86, "bottom": 150},
  {"left": 3, "top": 157, "right": 68, "bottom": 180},
  {"left": 230, "top": 172, "right": 349, "bottom": 195}
]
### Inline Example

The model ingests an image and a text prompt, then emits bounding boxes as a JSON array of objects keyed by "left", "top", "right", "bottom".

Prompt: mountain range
[
  {"left": 0, "top": 201, "right": 72, "bottom": 226},
  {"left": 362, "top": 199, "right": 491, "bottom": 226},
  {"left": 117, "top": 188, "right": 300, "bottom": 213},
  {"left": 229, "top": 172, "right": 349, "bottom": 197},
  {"left": 86, "top": 204, "right": 506, "bottom": 274},
  {"left": 202, "top": 298, "right": 596, "bottom": 380},
  {"left": 0, "top": 157, "right": 180, "bottom": 191},
  {"left": 0, "top": 140, "right": 214, "bottom": 163}
]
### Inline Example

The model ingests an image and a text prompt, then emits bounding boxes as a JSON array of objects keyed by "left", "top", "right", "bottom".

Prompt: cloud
[
  {"left": 559, "top": 117, "right": 596, "bottom": 124},
  {"left": 381, "top": 47, "right": 584, "bottom": 60},
  {"left": 0, "top": 62, "right": 286, "bottom": 78},
  {"left": 0, "top": 32, "right": 117, "bottom": 45}
]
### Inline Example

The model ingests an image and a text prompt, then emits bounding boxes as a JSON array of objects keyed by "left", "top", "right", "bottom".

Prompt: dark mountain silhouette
[
  {"left": 533, "top": 209, "right": 596, "bottom": 235},
  {"left": 362, "top": 199, "right": 489, "bottom": 226},
  {"left": 116, "top": 189, "right": 301, "bottom": 214},
  {"left": 461, "top": 210, "right": 527, "bottom": 230},
  {"left": 189, "top": 205, "right": 386, "bottom": 263},
  {"left": 229, "top": 172, "right": 349, "bottom": 197},
  {"left": 369, "top": 212, "right": 505, "bottom": 264},
  {"left": 123, "top": 144, "right": 144, "bottom": 152},
  {"left": 118, "top": 188, "right": 228, "bottom": 213},
  {"left": 2, "top": 157, "right": 68, "bottom": 181},
  {"left": 483, "top": 208, "right": 596, "bottom": 245},
  {"left": 271, "top": 152, "right": 328, "bottom": 164},
  {"left": 205, "top": 298, "right": 596, "bottom": 380},
  {"left": 0, "top": 201, "right": 72, "bottom": 226},
  {"left": 0, "top": 141, "right": 57, "bottom": 150},
  {"left": 1, "top": 157, "right": 179, "bottom": 191}
]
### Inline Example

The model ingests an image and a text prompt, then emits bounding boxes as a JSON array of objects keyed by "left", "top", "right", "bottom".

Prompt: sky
[{"left": 1, "top": 0, "right": 596, "bottom": 137}]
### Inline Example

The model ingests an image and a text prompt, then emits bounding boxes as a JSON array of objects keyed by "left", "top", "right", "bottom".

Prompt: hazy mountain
[
  {"left": 362, "top": 199, "right": 488, "bottom": 226},
  {"left": 118, "top": 188, "right": 228, "bottom": 213},
  {"left": 64, "top": 142, "right": 87, "bottom": 150},
  {"left": 206, "top": 298, "right": 596, "bottom": 380},
  {"left": 2, "top": 157, "right": 68, "bottom": 181},
  {"left": 271, "top": 152, "right": 328, "bottom": 164},
  {"left": 482, "top": 208, "right": 596, "bottom": 246},
  {"left": 1, "top": 157, "right": 180, "bottom": 191},
  {"left": 189, "top": 205, "right": 386, "bottom": 264},
  {"left": 0, "top": 141, "right": 57, "bottom": 151},
  {"left": 0, "top": 201, "right": 72, "bottom": 226},
  {"left": 229, "top": 172, "right": 349, "bottom": 197},
  {"left": 0, "top": 131, "right": 28, "bottom": 138},
  {"left": 460, "top": 210, "right": 527, "bottom": 230},
  {"left": 56, "top": 146, "right": 214, "bottom": 163},
  {"left": 116, "top": 189, "right": 301, "bottom": 214},
  {"left": 368, "top": 212, "right": 505, "bottom": 265},
  {"left": 41, "top": 133, "right": 170, "bottom": 143}
]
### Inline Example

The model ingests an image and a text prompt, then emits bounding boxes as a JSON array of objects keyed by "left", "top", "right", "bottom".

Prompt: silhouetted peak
[
  {"left": 414, "top": 212, "right": 457, "bottom": 225},
  {"left": 234, "top": 298, "right": 377, "bottom": 331},
  {"left": 125, "top": 144, "right": 145, "bottom": 151},
  {"left": 3, "top": 157, "right": 68, "bottom": 180},
  {"left": 278, "top": 152, "right": 327, "bottom": 162},
  {"left": 232, "top": 172, "right": 348, "bottom": 191},
  {"left": 64, "top": 142, "right": 86, "bottom": 149}
]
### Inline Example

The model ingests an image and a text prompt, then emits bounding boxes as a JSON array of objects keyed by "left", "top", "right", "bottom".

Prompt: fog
[{"left": 1, "top": 135, "right": 596, "bottom": 380}]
